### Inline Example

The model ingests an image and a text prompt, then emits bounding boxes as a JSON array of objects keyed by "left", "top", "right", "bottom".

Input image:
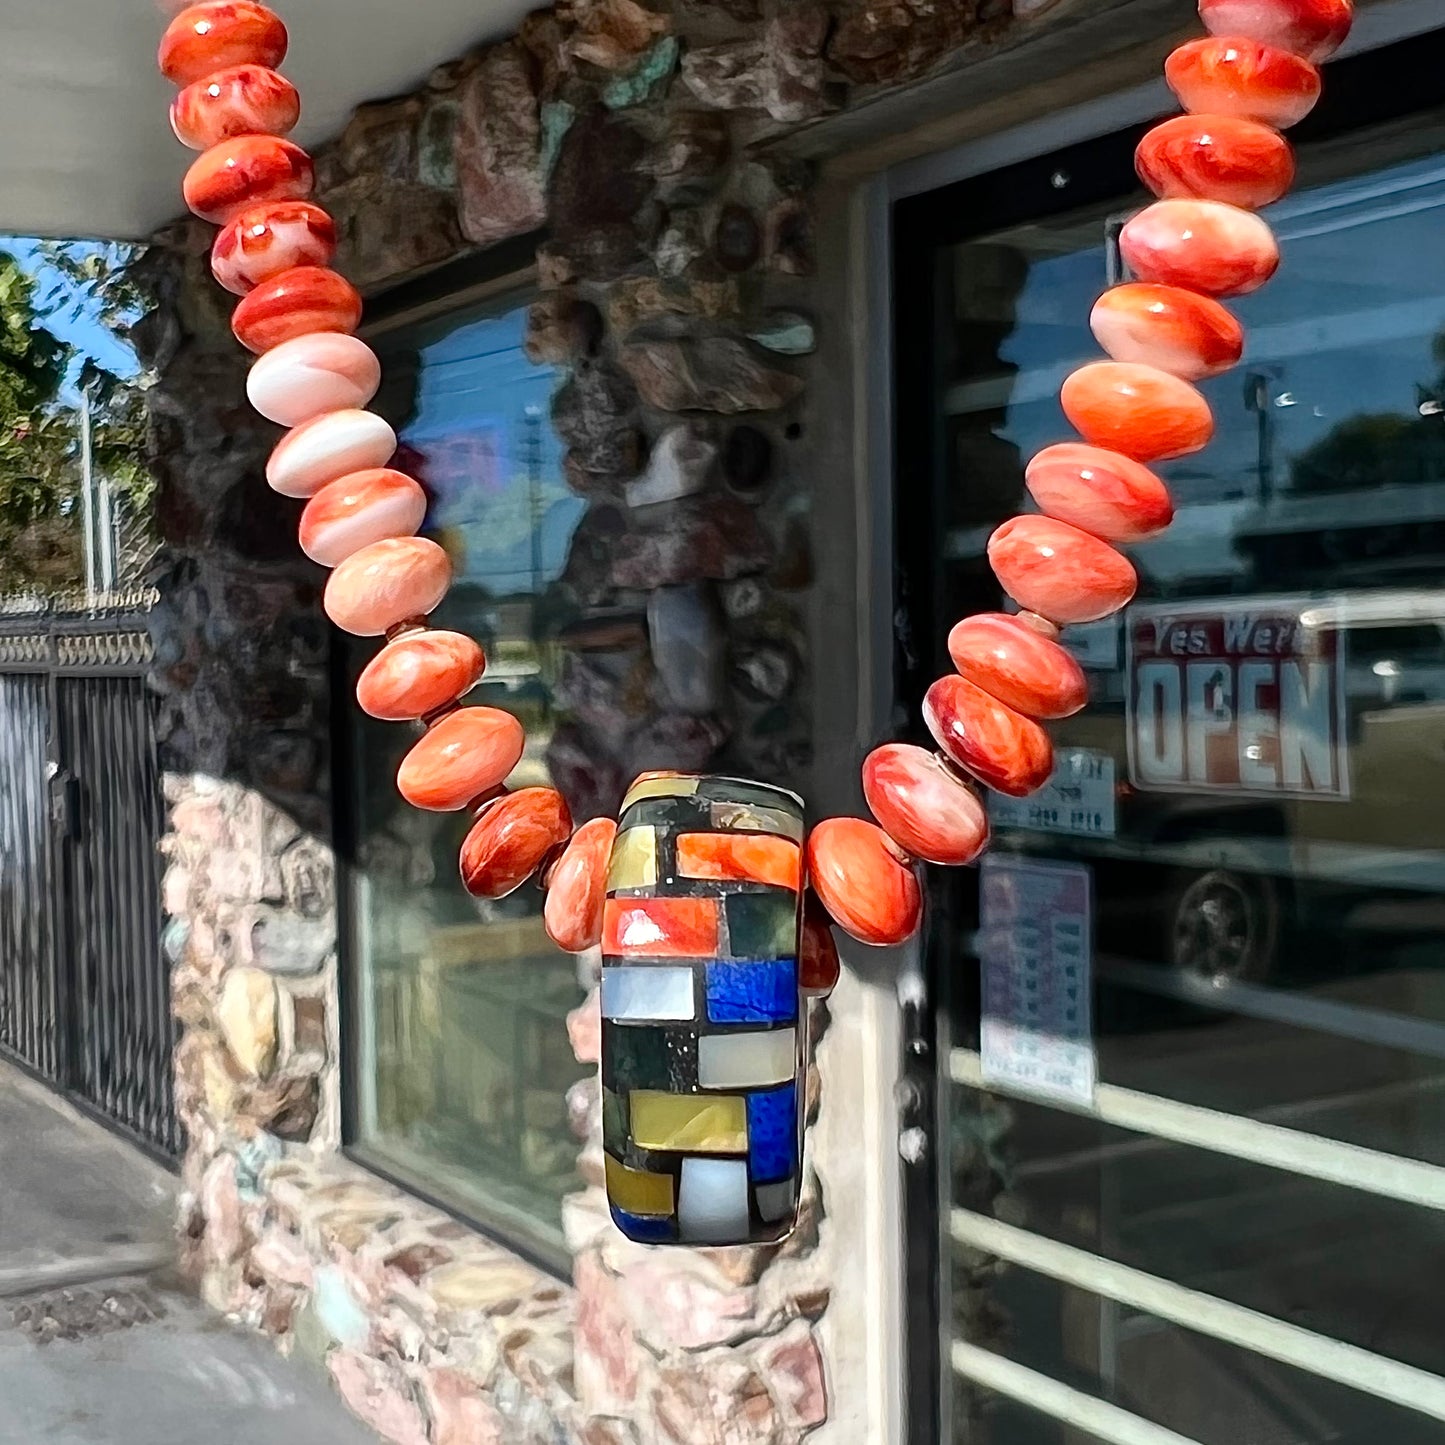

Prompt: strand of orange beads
[
  {"left": 835, "top": 0, "right": 1353, "bottom": 951},
  {"left": 159, "top": 2, "right": 575, "bottom": 911},
  {"left": 159, "top": 0, "right": 1350, "bottom": 972}
]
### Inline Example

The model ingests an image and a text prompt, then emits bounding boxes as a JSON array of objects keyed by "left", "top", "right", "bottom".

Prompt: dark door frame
[{"left": 889, "top": 26, "right": 1445, "bottom": 1441}]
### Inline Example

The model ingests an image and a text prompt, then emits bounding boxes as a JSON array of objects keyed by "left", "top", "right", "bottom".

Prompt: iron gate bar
[{"left": 0, "top": 674, "right": 59, "bottom": 1079}]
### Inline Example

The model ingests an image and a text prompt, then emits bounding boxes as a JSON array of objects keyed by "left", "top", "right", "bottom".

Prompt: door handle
[{"left": 898, "top": 981, "right": 933, "bottom": 1166}]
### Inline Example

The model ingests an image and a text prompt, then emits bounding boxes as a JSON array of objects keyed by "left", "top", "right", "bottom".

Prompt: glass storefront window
[
  {"left": 346, "top": 292, "right": 588, "bottom": 1267},
  {"left": 896, "top": 37, "right": 1445, "bottom": 1445}
]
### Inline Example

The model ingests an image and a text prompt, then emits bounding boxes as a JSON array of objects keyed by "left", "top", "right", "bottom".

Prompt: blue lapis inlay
[
  {"left": 610, "top": 1205, "right": 676, "bottom": 1244},
  {"left": 746, "top": 1085, "right": 798, "bottom": 1183},
  {"left": 704, "top": 959, "right": 797, "bottom": 1025}
]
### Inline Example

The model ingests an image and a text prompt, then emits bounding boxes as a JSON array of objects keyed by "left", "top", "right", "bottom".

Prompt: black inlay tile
[
  {"left": 695, "top": 777, "right": 805, "bottom": 816},
  {"left": 602, "top": 1087, "right": 629, "bottom": 1154},
  {"left": 723, "top": 892, "right": 800, "bottom": 960},
  {"left": 603, "top": 1024, "right": 700, "bottom": 1093},
  {"left": 618, "top": 795, "right": 712, "bottom": 835}
]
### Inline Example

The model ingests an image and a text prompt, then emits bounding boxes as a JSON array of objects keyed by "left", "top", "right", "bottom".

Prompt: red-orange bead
[
  {"left": 1025, "top": 444, "right": 1174, "bottom": 543},
  {"left": 923, "top": 675, "right": 1054, "bottom": 798},
  {"left": 232, "top": 267, "right": 363, "bottom": 355},
  {"left": 396, "top": 708, "right": 525, "bottom": 812},
  {"left": 356, "top": 631, "right": 485, "bottom": 722},
  {"left": 544, "top": 817, "right": 618, "bottom": 952},
  {"left": 1166, "top": 36, "right": 1321, "bottom": 129},
  {"left": 183, "top": 136, "right": 313, "bottom": 225},
  {"left": 1136, "top": 114, "right": 1295, "bottom": 210},
  {"left": 862, "top": 743, "right": 990, "bottom": 866},
  {"left": 212, "top": 201, "right": 337, "bottom": 296},
  {"left": 988, "top": 515, "right": 1138, "bottom": 626},
  {"left": 947, "top": 613, "right": 1088, "bottom": 719},
  {"left": 805, "top": 817, "right": 922, "bottom": 948},
  {"left": 170, "top": 64, "right": 300, "bottom": 150},
  {"left": 1061, "top": 362, "right": 1214, "bottom": 462},
  {"left": 1200, "top": 0, "right": 1353, "bottom": 63},
  {"left": 159, "top": 2, "right": 288, "bottom": 87},
  {"left": 461, "top": 788, "right": 574, "bottom": 900},
  {"left": 800, "top": 893, "right": 842, "bottom": 996}
]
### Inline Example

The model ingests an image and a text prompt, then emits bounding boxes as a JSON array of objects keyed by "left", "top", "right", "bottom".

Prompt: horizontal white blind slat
[
  {"left": 951, "top": 1048, "right": 1445, "bottom": 1213},
  {"left": 951, "top": 1341, "right": 1204, "bottom": 1445},
  {"left": 952, "top": 1208, "right": 1445, "bottom": 1421}
]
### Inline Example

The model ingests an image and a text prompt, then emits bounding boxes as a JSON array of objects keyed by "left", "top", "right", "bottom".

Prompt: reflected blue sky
[
  {"left": 3, "top": 238, "right": 142, "bottom": 401},
  {"left": 967, "top": 151, "right": 1445, "bottom": 591},
  {"left": 386, "top": 303, "right": 582, "bottom": 596}
]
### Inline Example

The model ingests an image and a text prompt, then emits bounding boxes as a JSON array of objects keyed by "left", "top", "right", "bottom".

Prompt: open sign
[{"left": 1126, "top": 601, "right": 1350, "bottom": 800}]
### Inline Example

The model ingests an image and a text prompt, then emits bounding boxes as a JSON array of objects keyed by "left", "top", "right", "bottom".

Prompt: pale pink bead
[
  {"left": 266, "top": 409, "right": 397, "bottom": 499},
  {"left": 323, "top": 537, "right": 452, "bottom": 637},
  {"left": 1120, "top": 199, "right": 1279, "bottom": 299},
  {"left": 298, "top": 469, "right": 428, "bottom": 568},
  {"left": 1090, "top": 284, "right": 1244, "bottom": 381},
  {"left": 246, "top": 333, "right": 381, "bottom": 428}
]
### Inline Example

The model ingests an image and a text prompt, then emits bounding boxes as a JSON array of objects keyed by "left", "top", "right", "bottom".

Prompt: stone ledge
[{"left": 215, "top": 1148, "right": 582, "bottom": 1444}]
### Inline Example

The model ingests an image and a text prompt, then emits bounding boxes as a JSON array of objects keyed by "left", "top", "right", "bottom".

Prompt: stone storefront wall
[{"left": 146, "top": 2, "right": 1064, "bottom": 1442}]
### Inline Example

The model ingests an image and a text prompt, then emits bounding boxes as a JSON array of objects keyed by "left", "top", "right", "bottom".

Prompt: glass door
[{"left": 894, "top": 28, "right": 1445, "bottom": 1445}]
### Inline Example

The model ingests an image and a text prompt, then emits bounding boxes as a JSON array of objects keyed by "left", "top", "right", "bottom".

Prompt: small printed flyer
[{"left": 979, "top": 853, "right": 1096, "bottom": 1108}]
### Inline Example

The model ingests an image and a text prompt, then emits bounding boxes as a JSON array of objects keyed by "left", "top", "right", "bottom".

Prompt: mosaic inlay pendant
[{"left": 601, "top": 773, "right": 806, "bottom": 1246}]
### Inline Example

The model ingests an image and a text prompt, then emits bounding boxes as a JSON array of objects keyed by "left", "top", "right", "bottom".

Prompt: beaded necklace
[{"left": 158, "top": 0, "right": 1352, "bottom": 1243}]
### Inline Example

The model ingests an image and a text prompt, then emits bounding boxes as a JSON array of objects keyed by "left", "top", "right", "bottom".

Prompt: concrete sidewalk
[
  {"left": 0, "top": 1064, "right": 175, "bottom": 1296},
  {"left": 0, "top": 1063, "right": 380, "bottom": 1445}
]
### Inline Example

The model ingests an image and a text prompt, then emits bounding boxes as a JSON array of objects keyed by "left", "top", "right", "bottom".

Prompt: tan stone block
[
  {"left": 217, "top": 968, "right": 278, "bottom": 1079},
  {"left": 574, "top": 1248, "right": 640, "bottom": 1415},
  {"left": 623, "top": 1252, "right": 771, "bottom": 1352},
  {"left": 201, "top": 1041, "right": 247, "bottom": 1121},
  {"left": 250, "top": 1231, "right": 316, "bottom": 1290},
  {"left": 428, "top": 1259, "right": 544, "bottom": 1313}
]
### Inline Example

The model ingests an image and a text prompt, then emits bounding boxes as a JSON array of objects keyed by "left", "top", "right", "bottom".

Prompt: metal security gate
[{"left": 0, "top": 609, "right": 180, "bottom": 1158}]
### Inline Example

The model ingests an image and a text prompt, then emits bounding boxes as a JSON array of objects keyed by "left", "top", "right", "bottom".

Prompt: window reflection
[{"left": 348, "top": 296, "right": 587, "bottom": 1265}]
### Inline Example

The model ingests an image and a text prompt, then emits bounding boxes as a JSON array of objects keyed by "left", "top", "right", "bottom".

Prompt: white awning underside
[{"left": 0, "top": 0, "right": 538, "bottom": 241}]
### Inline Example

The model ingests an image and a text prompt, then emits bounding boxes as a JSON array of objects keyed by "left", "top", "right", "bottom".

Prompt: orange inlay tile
[
  {"left": 676, "top": 833, "right": 802, "bottom": 892},
  {"left": 603, "top": 897, "right": 719, "bottom": 958}
]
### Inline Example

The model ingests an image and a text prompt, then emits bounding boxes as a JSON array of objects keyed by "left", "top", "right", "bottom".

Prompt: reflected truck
[{"left": 988, "top": 589, "right": 1445, "bottom": 988}]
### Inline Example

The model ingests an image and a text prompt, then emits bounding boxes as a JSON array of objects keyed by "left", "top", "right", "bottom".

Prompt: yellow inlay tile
[
  {"left": 630, "top": 1091, "right": 748, "bottom": 1154},
  {"left": 605, "top": 1153, "right": 675, "bottom": 1216},
  {"left": 621, "top": 774, "right": 700, "bottom": 812},
  {"left": 607, "top": 826, "right": 658, "bottom": 892}
]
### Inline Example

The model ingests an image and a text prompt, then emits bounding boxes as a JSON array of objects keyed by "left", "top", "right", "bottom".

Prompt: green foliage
[
  {"left": 0, "top": 244, "right": 153, "bottom": 599},
  {"left": 1289, "top": 334, "right": 1445, "bottom": 495}
]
